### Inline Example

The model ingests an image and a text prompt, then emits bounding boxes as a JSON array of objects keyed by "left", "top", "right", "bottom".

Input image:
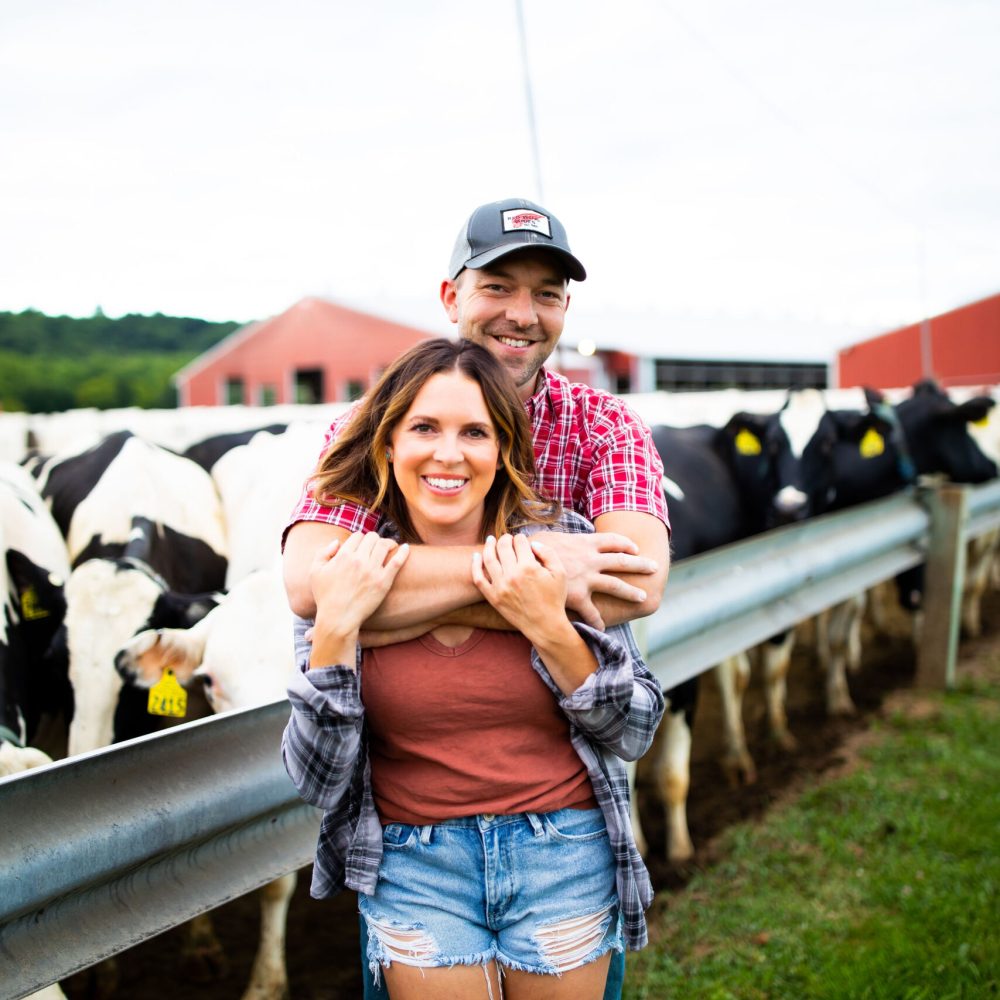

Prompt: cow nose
[{"left": 772, "top": 486, "right": 810, "bottom": 524}]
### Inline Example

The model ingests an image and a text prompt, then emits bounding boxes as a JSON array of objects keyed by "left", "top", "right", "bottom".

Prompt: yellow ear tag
[
  {"left": 735, "top": 429, "right": 762, "bottom": 456},
  {"left": 859, "top": 428, "right": 885, "bottom": 458},
  {"left": 20, "top": 586, "right": 50, "bottom": 621},
  {"left": 147, "top": 670, "right": 188, "bottom": 718},
  {"left": 972, "top": 415, "right": 990, "bottom": 428}
]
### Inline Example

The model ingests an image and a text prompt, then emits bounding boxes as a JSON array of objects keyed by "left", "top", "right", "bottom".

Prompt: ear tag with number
[
  {"left": 20, "top": 586, "right": 50, "bottom": 621},
  {"left": 735, "top": 429, "right": 762, "bottom": 456},
  {"left": 859, "top": 428, "right": 885, "bottom": 458},
  {"left": 147, "top": 669, "right": 188, "bottom": 718}
]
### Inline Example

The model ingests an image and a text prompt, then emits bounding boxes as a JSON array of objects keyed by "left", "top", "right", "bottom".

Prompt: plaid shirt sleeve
[
  {"left": 582, "top": 392, "right": 670, "bottom": 531},
  {"left": 281, "top": 614, "right": 365, "bottom": 811},
  {"left": 554, "top": 621, "right": 664, "bottom": 761},
  {"left": 525, "top": 508, "right": 665, "bottom": 760},
  {"left": 281, "top": 407, "right": 381, "bottom": 549}
]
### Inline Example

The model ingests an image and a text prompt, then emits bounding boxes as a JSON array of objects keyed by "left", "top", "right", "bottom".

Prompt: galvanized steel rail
[{"left": 2, "top": 480, "right": 999, "bottom": 999}]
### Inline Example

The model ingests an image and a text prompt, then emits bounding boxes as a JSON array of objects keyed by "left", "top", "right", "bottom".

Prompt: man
[{"left": 283, "top": 197, "right": 670, "bottom": 998}]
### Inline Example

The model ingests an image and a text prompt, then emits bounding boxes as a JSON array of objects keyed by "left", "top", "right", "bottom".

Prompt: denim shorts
[{"left": 359, "top": 807, "right": 622, "bottom": 978}]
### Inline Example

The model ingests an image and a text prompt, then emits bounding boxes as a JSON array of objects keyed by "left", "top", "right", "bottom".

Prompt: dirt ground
[{"left": 60, "top": 591, "right": 1000, "bottom": 1000}]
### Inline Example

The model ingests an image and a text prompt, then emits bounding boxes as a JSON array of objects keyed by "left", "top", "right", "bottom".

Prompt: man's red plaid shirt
[{"left": 284, "top": 368, "right": 670, "bottom": 541}]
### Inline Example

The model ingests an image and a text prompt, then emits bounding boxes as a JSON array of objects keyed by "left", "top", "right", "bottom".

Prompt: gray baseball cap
[{"left": 448, "top": 198, "right": 586, "bottom": 282}]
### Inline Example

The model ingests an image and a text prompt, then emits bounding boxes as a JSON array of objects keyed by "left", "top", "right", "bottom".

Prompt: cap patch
[{"left": 502, "top": 209, "right": 551, "bottom": 238}]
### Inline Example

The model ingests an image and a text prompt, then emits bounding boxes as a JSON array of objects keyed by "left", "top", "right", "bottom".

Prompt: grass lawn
[{"left": 626, "top": 646, "right": 1000, "bottom": 999}]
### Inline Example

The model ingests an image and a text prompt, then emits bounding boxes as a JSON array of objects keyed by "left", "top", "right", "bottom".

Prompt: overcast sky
[{"left": 2, "top": 1, "right": 998, "bottom": 362}]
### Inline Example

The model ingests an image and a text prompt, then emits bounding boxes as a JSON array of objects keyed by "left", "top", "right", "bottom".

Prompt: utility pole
[{"left": 515, "top": 0, "right": 544, "bottom": 202}]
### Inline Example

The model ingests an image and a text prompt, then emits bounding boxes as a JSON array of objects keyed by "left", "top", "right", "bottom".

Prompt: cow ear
[
  {"left": 723, "top": 413, "right": 770, "bottom": 457},
  {"left": 955, "top": 396, "right": 995, "bottom": 426},
  {"left": 6, "top": 550, "right": 65, "bottom": 623}
]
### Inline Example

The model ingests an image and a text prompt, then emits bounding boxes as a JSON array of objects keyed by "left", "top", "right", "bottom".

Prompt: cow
[
  {"left": 115, "top": 568, "right": 297, "bottom": 1000},
  {"left": 108, "top": 423, "right": 323, "bottom": 1000},
  {"left": 644, "top": 389, "right": 913, "bottom": 861},
  {"left": 29, "top": 430, "right": 229, "bottom": 755},
  {"left": 0, "top": 461, "right": 72, "bottom": 776},
  {"left": 644, "top": 411, "right": 779, "bottom": 860},
  {"left": 888, "top": 380, "right": 999, "bottom": 640}
]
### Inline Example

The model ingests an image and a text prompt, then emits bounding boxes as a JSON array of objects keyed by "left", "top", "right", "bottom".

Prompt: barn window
[
  {"left": 224, "top": 377, "right": 245, "bottom": 405},
  {"left": 259, "top": 384, "right": 277, "bottom": 406},
  {"left": 345, "top": 379, "right": 365, "bottom": 402},
  {"left": 295, "top": 369, "right": 325, "bottom": 404}
]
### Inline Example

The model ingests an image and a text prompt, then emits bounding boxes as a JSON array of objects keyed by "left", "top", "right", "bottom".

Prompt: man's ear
[
  {"left": 440, "top": 278, "right": 460, "bottom": 323},
  {"left": 564, "top": 291, "right": 571, "bottom": 315}
]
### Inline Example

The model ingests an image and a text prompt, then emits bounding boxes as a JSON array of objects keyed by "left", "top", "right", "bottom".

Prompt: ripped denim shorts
[{"left": 358, "top": 808, "right": 622, "bottom": 979}]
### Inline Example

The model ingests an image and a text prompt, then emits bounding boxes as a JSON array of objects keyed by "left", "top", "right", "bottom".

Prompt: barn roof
[{"left": 173, "top": 297, "right": 439, "bottom": 387}]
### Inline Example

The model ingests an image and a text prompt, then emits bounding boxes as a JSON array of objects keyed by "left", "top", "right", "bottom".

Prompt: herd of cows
[{"left": 2, "top": 378, "right": 998, "bottom": 1000}]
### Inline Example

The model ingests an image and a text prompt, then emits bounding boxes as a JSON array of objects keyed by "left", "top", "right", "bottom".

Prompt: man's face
[{"left": 440, "top": 251, "right": 570, "bottom": 401}]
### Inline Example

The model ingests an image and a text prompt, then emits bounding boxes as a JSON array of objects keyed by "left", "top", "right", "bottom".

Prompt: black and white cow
[
  {"left": 30, "top": 431, "right": 228, "bottom": 754},
  {"left": 110, "top": 424, "right": 323, "bottom": 1000},
  {"left": 645, "top": 390, "right": 913, "bottom": 861},
  {"left": 0, "top": 462, "right": 72, "bottom": 776},
  {"left": 888, "top": 380, "right": 998, "bottom": 638},
  {"left": 645, "top": 412, "right": 778, "bottom": 860}
]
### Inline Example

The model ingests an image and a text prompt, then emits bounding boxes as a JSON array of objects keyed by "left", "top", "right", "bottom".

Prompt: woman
[{"left": 282, "top": 339, "right": 663, "bottom": 1000}]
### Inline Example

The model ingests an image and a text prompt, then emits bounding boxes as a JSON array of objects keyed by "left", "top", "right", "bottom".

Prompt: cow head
[
  {"left": 895, "top": 380, "right": 998, "bottom": 484},
  {"left": 63, "top": 557, "right": 221, "bottom": 755},
  {"left": 758, "top": 390, "right": 837, "bottom": 526},
  {"left": 115, "top": 570, "right": 293, "bottom": 715}
]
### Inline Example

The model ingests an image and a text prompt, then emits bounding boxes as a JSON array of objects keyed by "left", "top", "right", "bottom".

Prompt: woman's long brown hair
[{"left": 310, "top": 338, "right": 559, "bottom": 543}]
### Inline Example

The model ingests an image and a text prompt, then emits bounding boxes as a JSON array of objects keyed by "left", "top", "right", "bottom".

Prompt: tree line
[{"left": 0, "top": 309, "right": 241, "bottom": 412}]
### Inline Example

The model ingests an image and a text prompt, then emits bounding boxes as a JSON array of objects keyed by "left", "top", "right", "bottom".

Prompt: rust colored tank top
[{"left": 362, "top": 629, "right": 597, "bottom": 824}]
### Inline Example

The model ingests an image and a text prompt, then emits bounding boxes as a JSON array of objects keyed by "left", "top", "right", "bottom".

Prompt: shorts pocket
[
  {"left": 541, "top": 807, "right": 608, "bottom": 843},
  {"left": 381, "top": 822, "right": 418, "bottom": 849}
]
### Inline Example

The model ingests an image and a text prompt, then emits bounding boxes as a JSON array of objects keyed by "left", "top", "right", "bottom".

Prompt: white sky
[{"left": 2, "top": 0, "right": 998, "bottom": 362}]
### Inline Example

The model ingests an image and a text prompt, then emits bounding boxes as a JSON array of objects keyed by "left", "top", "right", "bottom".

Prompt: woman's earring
[{"left": 385, "top": 449, "right": 392, "bottom": 462}]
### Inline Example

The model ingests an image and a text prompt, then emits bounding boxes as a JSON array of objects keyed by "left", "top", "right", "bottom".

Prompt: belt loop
[
  {"left": 525, "top": 812, "right": 544, "bottom": 837},
  {"left": 419, "top": 825, "right": 433, "bottom": 845}
]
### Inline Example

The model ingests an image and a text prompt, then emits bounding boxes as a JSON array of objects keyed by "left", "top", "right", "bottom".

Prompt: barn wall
[
  {"left": 837, "top": 292, "right": 1000, "bottom": 389},
  {"left": 176, "top": 299, "right": 433, "bottom": 406}
]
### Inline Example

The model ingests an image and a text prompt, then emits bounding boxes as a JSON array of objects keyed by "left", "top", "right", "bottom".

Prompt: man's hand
[{"left": 541, "top": 530, "right": 658, "bottom": 630}]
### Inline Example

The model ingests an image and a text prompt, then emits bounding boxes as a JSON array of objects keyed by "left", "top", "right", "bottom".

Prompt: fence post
[{"left": 915, "top": 483, "right": 968, "bottom": 690}]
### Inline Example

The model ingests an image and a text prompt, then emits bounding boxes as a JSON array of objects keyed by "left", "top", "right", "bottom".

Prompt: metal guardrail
[{"left": 2, "top": 480, "right": 999, "bottom": 999}]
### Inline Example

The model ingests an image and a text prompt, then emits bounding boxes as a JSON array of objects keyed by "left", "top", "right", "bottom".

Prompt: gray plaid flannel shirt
[{"left": 281, "top": 509, "right": 665, "bottom": 950}]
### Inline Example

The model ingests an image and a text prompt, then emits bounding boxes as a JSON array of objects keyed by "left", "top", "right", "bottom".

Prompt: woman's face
[{"left": 389, "top": 370, "right": 501, "bottom": 545}]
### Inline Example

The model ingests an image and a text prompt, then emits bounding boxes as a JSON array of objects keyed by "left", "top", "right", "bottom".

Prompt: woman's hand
[
  {"left": 471, "top": 535, "right": 571, "bottom": 645},
  {"left": 308, "top": 532, "right": 409, "bottom": 668},
  {"left": 472, "top": 534, "right": 599, "bottom": 694}
]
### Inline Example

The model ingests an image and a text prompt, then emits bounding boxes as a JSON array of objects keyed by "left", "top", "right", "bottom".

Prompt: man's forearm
[{"left": 363, "top": 543, "right": 483, "bottom": 629}]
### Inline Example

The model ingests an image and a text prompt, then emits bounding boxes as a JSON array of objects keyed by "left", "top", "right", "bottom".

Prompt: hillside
[{"left": 0, "top": 309, "right": 243, "bottom": 412}]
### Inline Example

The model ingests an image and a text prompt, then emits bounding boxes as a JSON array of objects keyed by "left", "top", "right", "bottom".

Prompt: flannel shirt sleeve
[
  {"left": 535, "top": 620, "right": 664, "bottom": 761},
  {"left": 584, "top": 394, "right": 670, "bottom": 532},
  {"left": 281, "top": 408, "right": 381, "bottom": 549},
  {"left": 281, "top": 614, "right": 366, "bottom": 810}
]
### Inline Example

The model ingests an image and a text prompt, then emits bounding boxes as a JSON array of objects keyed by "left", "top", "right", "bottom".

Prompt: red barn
[
  {"left": 174, "top": 297, "right": 436, "bottom": 407},
  {"left": 836, "top": 291, "right": 1000, "bottom": 390}
]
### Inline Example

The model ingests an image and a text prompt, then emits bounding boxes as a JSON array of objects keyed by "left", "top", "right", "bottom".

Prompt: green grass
[{"left": 626, "top": 664, "right": 1000, "bottom": 999}]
